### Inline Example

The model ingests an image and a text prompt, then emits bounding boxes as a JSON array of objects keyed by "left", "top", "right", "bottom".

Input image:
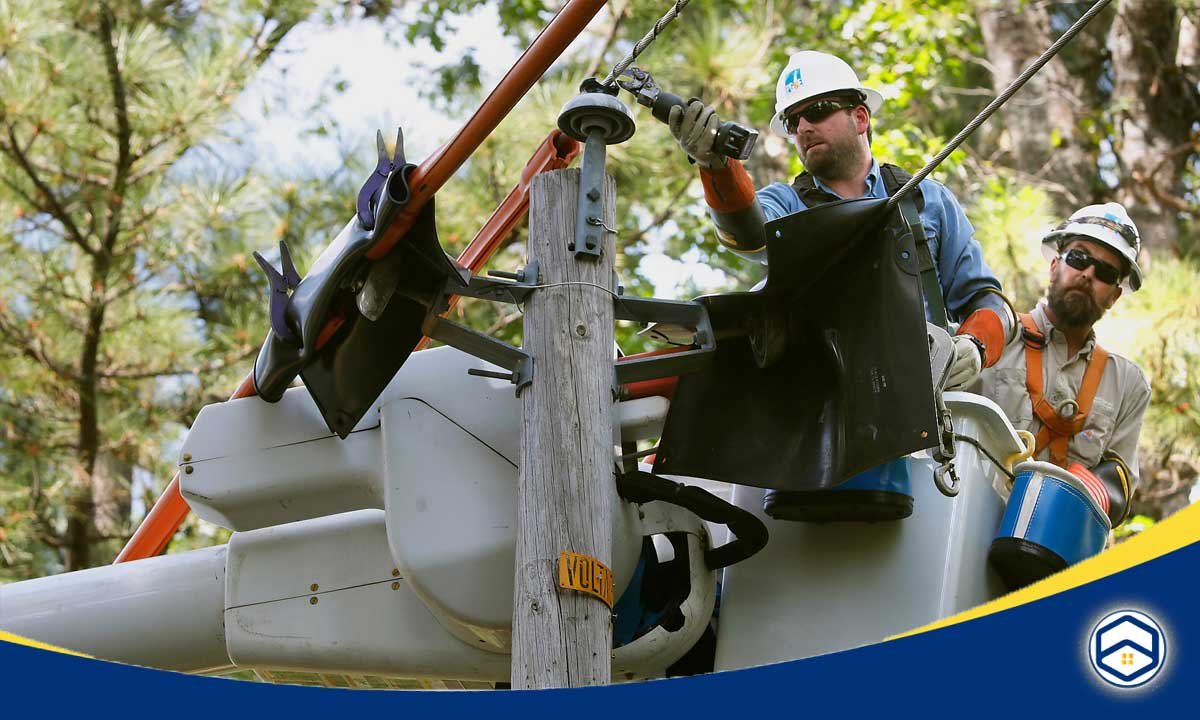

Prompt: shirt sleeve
[
  {"left": 757, "top": 182, "right": 804, "bottom": 222},
  {"left": 919, "top": 179, "right": 1004, "bottom": 324},
  {"left": 1105, "top": 363, "right": 1152, "bottom": 491}
]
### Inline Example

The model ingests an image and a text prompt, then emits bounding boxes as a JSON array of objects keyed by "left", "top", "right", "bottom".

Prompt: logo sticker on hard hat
[
  {"left": 1087, "top": 609, "right": 1166, "bottom": 688},
  {"left": 785, "top": 68, "right": 804, "bottom": 94}
]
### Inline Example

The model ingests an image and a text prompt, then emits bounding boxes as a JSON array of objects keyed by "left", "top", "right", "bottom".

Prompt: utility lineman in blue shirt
[
  {"left": 670, "top": 50, "right": 1015, "bottom": 387},
  {"left": 669, "top": 51, "right": 1018, "bottom": 522}
]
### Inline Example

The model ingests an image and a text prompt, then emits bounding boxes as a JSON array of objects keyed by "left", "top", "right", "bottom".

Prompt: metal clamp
[
  {"left": 932, "top": 394, "right": 959, "bottom": 497},
  {"left": 356, "top": 129, "right": 404, "bottom": 231},
  {"left": 252, "top": 241, "right": 302, "bottom": 346}
]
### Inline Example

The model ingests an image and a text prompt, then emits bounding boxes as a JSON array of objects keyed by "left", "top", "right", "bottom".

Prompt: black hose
[
  {"left": 953, "top": 433, "right": 1016, "bottom": 482},
  {"left": 616, "top": 470, "right": 768, "bottom": 570}
]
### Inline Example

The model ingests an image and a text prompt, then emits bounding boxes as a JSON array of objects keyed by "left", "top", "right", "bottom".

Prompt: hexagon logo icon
[{"left": 1088, "top": 610, "right": 1166, "bottom": 688}]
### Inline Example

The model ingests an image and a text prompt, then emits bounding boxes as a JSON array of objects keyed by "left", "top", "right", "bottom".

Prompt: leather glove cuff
[
  {"left": 957, "top": 307, "right": 1005, "bottom": 367},
  {"left": 699, "top": 161, "right": 756, "bottom": 212}
]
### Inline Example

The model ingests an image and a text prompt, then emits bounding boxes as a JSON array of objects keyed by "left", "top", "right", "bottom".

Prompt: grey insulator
[{"left": 557, "top": 92, "right": 636, "bottom": 145}]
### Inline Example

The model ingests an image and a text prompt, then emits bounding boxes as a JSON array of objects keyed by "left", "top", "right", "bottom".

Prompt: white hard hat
[
  {"left": 1041, "top": 202, "right": 1143, "bottom": 291},
  {"left": 769, "top": 51, "right": 884, "bottom": 137}
]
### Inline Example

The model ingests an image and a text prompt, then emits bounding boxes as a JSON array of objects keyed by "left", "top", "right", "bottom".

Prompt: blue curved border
[{"left": 3, "top": 537, "right": 1197, "bottom": 715}]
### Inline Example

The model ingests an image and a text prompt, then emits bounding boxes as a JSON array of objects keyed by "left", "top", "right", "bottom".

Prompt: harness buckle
[{"left": 1057, "top": 398, "right": 1079, "bottom": 419}]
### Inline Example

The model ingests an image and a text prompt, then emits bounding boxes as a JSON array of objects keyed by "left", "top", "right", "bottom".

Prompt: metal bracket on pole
[
  {"left": 557, "top": 81, "right": 635, "bottom": 260},
  {"left": 423, "top": 311, "right": 534, "bottom": 397},
  {"left": 455, "top": 260, "right": 541, "bottom": 305},
  {"left": 421, "top": 257, "right": 717, "bottom": 398},
  {"left": 613, "top": 296, "right": 715, "bottom": 384},
  {"left": 572, "top": 134, "right": 609, "bottom": 258}
]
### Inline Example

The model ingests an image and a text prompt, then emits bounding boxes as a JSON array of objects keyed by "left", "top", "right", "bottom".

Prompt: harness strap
[{"left": 1019, "top": 312, "right": 1109, "bottom": 468}]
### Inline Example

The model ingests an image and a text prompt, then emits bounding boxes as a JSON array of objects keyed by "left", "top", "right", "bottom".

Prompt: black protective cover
[
  {"left": 988, "top": 537, "right": 1067, "bottom": 590},
  {"left": 652, "top": 197, "right": 938, "bottom": 491},
  {"left": 302, "top": 199, "right": 468, "bottom": 437}
]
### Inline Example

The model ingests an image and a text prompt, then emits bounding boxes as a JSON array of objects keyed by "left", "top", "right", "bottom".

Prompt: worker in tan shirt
[{"left": 977, "top": 202, "right": 1151, "bottom": 530}]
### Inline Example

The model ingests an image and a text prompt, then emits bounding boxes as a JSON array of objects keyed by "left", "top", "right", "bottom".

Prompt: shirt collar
[
  {"left": 1033, "top": 299, "right": 1097, "bottom": 356},
  {"left": 811, "top": 159, "right": 882, "bottom": 199}
]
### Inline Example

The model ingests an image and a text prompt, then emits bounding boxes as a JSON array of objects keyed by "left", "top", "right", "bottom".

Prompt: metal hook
[
  {"left": 587, "top": 215, "right": 617, "bottom": 234},
  {"left": 934, "top": 461, "right": 960, "bottom": 497}
]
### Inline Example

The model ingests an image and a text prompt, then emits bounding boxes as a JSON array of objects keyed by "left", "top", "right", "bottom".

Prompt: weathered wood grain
[{"left": 512, "top": 168, "right": 617, "bottom": 689}]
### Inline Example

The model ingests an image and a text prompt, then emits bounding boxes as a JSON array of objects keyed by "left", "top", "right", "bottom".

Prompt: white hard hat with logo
[
  {"left": 1041, "top": 202, "right": 1144, "bottom": 291},
  {"left": 769, "top": 51, "right": 884, "bottom": 137}
]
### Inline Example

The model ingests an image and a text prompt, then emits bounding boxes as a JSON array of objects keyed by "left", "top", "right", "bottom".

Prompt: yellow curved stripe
[
  {"left": 0, "top": 630, "right": 92, "bottom": 658},
  {"left": 889, "top": 500, "right": 1200, "bottom": 641}
]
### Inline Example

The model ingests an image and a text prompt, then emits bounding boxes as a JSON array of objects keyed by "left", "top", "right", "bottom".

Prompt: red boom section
[{"left": 365, "top": 0, "right": 607, "bottom": 262}]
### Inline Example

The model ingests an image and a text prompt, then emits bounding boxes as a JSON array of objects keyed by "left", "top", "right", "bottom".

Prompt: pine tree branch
[
  {"left": 31, "top": 513, "right": 66, "bottom": 550},
  {"left": 33, "top": 273, "right": 90, "bottom": 311},
  {"left": 0, "top": 396, "right": 77, "bottom": 426},
  {"left": 582, "top": 0, "right": 630, "bottom": 80},
  {"left": 1135, "top": 130, "right": 1200, "bottom": 219},
  {"left": 143, "top": 0, "right": 183, "bottom": 21},
  {"left": 98, "top": 6, "right": 134, "bottom": 256},
  {"left": 623, "top": 178, "right": 695, "bottom": 247},
  {"left": 8, "top": 142, "right": 113, "bottom": 188},
  {"left": 250, "top": 3, "right": 299, "bottom": 68},
  {"left": 0, "top": 123, "right": 97, "bottom": 257},
  {"left": 0, "top": 316, "right": 81, "bottom": 383},
  {"left": 99, "top": 344, "right": 257, "bottom": 381}
]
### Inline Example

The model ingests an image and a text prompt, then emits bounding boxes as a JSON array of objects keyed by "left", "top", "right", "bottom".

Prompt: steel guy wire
[{"left": 601, "top": 0, "right": 692, "bottom": 88}]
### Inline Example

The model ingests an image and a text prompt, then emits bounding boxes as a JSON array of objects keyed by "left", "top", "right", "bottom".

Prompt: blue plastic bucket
[
  {"left": 763, "top": 457, "right": 913, "bottom": 522},
  {"left": 989, "top": 460, "right": 1111, "bottom": 589}
]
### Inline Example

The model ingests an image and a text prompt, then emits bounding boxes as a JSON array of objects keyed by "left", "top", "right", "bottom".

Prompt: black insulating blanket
[{"left": 652, "top": 197, "right": 938, "bottom": 491}]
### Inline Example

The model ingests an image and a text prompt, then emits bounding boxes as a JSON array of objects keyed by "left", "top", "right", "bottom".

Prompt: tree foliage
[
  {"left": 1, "top": 0, "right": 1197, "bottom": 578},
  {"left": 0, "top": 0, "right": 374, "bottom": 577}
]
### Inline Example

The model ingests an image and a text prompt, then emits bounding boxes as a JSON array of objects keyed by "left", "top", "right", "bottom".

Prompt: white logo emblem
[
  {"left": 1088, "top": 609, "right": 1166, "bottom": 688},
  {"left": 784, "top": 68, "right": 803, "bottom": 94}
]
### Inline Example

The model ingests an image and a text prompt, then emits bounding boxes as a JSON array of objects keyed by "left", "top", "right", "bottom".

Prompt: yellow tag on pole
[{"left": 558, "top": 551, "right": 614, "bottom": 609}]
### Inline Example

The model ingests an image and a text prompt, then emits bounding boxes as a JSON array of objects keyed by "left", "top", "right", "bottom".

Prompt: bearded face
[
  {"left": 792, "top": 106, "right": 870, "bottom": 183},
  {"left": 796, "top": 112, "right": 873, "bottom": 181},
  {"left": 1046, "top": 239, "right": 1124, "bottom": 329},
  {"left": 1047, "top": 274, "right": 1107, "bottom": 327}
]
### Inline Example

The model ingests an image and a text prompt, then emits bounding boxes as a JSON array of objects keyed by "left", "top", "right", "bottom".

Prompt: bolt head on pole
[{"left": 557, "top": 92, "right": 635, "bottom": 145}]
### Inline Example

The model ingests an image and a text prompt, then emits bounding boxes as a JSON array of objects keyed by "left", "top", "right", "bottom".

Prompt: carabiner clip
[{"left": 934, "top": 461, "right": 960, "bottom": 497}]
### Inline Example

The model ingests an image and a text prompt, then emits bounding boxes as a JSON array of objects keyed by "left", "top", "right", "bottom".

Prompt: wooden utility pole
[{"left": 512, "top": 168, "right": 617, "bottom": 688}]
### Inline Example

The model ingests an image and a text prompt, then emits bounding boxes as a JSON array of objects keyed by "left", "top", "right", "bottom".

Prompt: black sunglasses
[
  {"left": 783, "top": 98, "right": 859, "bottom": 134},
  {"left": 1060, "top": 247, "right": 1123, "bottom": 285}
]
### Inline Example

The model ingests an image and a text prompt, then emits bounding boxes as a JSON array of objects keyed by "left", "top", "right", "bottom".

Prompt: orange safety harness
[{"left": 1019, "top": 313, "right": 1109, "bottom": 468}]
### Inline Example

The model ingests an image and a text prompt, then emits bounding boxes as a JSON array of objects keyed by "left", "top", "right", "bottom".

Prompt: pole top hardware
[{"left": 557, "top": 91, "right": 636, "bottom": 145}]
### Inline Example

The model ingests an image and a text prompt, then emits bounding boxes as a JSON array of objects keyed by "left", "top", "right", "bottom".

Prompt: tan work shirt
[{"left": 976, "top": 301, "right": 1151, "bottom": 489}]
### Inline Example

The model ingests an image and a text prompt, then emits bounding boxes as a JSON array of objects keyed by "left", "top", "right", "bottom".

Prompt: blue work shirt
[{"left": 752, "top": 160, "right": 1001, "bottom": 323}]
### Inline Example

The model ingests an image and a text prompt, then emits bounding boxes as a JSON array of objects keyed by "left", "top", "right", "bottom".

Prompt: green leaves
[{"left": 0, "top": 0, "right": 333, "bottom": 573}]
